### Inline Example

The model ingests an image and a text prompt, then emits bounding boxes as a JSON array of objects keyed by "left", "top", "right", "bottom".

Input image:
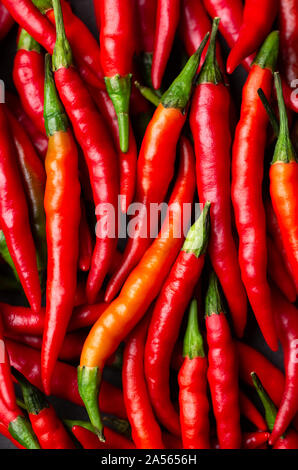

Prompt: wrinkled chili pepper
[
  {"left": 269, "top": 72, "right": 298, "bottom": 293},
  {"left": 41, "top": 54, "right": 81, "bottom": 395},
  {"left": 123, "top": 314, "right": 165, "bottom": 449},
  {"left": 190, "top": 18, "right": 247, "bottom": 337},
  {"left": 205, "top": 272, "right": 241, "bottom": 449},
  {"left": 78, "top": 137, "right": 196, "bottom": 439},
  {"left": 96, "top": 0, "right": 135, "bottom": 152},
  {"left": 0, "top": 103, "right": 41, "bottom": 313},
  {"left": 151, "top": 0, "right": 180, "bottom": 90},
  {"left": 69, "top": 422, "right": 135, "bottom": 450},
  {"left": 202, "top": 0, "right": 254, "bottom": 72},
  {"left": 231, "top": 32, "right": 279, "bottom": 351},
  {"left": 15, "top": 370, "right": 75, "bottom": 449},
  {"left": 0, "top": 1, "right": 13, "bottom": 40},
  {"left": 178, "top": 300, "right": 210, "bottom": 449},
  {"left": 267, "top": 236, "right": 296, "bottom": 303},
  {"left": 252, "top": 372, "right": 298, "bottom": 449},
  {"left": 51, "top": 0, "right": 119, "bottom": 304},
  {"left": 227, "top": 0, "right": 278, "bottom": 74},
  {"left": 145, "top": 198, "right": 210, "bottom": 436},
  {"left": 105, "top": 38, "right": 208, "bottom": 303},
  {"left": 13, "top": 28, "right": 45, "bottom": 134}
]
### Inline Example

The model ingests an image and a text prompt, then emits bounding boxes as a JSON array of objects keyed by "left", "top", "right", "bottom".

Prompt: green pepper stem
[
  {"left": 205, "top": 271, "right": 225, "bottom": 317},
  {"left": 32, "top": 0, "right": 53, "bottom": 14},
  {"left": 197, "top": 17, "right": 222, "bottom": 85},
  {"left": 257, "top": 87, "right": 279, "bottom": 137},
  {"left": 183, "top": 300, "right": 205, "bottom": 359},
  {"left": 251, "top": 372, "right": 277, "bottom": 433},
  {"left": 134, "top": 81, "right": 160, "bottom": 107},
  {"left": 14, "top": 369, "right": 49, "bottom": 415},
  {"left": 8, "top": 416, "right": 40, "bottom": 449},
  {"left": 182, "top": 201, "right": 211, "bottom": 257},
  {"left": 253, "top": 31, "right": 279, "bottom": 71},
  {"left": 52, "top": 0, "right": 73, "bottom": 70},
  {"left": 44, "top": 53, "right": 68, "bottom": 136},
  {"left": 17, "top": 29, "right": 40, "bottom": 52},
  {"left": 162, "top": 32, "right": 210, "bottom": 110}
]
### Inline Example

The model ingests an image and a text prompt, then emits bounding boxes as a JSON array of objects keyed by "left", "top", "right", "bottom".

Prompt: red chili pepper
[
  {"left": 15, "top": 371, "right": 75, "bottom": 449},
  {"left": 252, "top": 372, "right": 298, "bottom": 449},
  {"left": 13, "top": 28, "right": 45, "bottom": 135},
  {"left": 70, "top": 423, "right": 135, "bottom": 450},
  {"left": 279, "top": 0, "right": 298, "bottom": 113},
  {"left": 269, "top": 72, "right": 298, "bottom": 293},
  {"left": 0, "top": 104, "right": 41, "bottom": 313},
  {"left": 5, "top": 92, "right": 48, "bottom": 160},
  {"left": 190, "top": 18, "right": 247, "bottom": 337},
  {"left": 151, "top": 0, "right": 180, "bottom": 89},
  {"left": 0, "top": 1, "right": 14, "bottom": 40},
  {"left": 267, "top": 237, "right": 296, "bottom": 303},
  {"left": 78, "top": 200, "right": 93, "bottom": 272},
  {"left": 135, "top": 0, "right": 157, "bottom": 87},
  {"left": 231, "top": 32, "right": 279, "bottom": 350},
  {"left": 88, "top": 86, "right": 137, "bottom": 213},
  {"left": 41, "top": 54, "right": 81, "bottom": 394},
  {"left": 51, "top": 0, "right": 119, "bottom": 304},
  {"left": 97, "top": 0, "right": 135, "bottom": 152},
  {"left": 78, "top": 137, "right": 196, "bottom": 438},
  {"left": 145, "top": 198, "right": 210, "bottom": 436},
  {"left": 105, "top": 39, "right": 208, "bottom": 303},
  {"left": 123, "top": 314, "right": 165, "bottom": 449},
  {"left": 6, "top": 339, "right": 127, "bottom": 419},
  {"left": 202, "top": 0, "right": 255, "bottom": 72},
  {"left": 0, "top": 422, "right": 25, "bottom": 449},
  {"left": 178, "top": 300, "right": 210, "bottom": 449},
  {"left": 205, "top": 272, "right": 241, "bottom": 449},
  {"left": 239, "top": 391, "right": 267, "bottom": 431},
  {"left": 212, "top": 431, "right": 269, "bottom": 450},
  {"left": 227, "top": 0, "right": 278, "bottom": 74}
]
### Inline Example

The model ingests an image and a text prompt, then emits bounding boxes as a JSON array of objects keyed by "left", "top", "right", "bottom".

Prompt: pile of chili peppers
[{"left": 0, "top": 0, "right": 297, "bottom": 451}]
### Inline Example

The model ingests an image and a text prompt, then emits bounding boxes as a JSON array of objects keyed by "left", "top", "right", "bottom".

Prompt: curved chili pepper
[
  {"left": 267, "top": 237, "right": 296, "bottom": 303},
  {"left": 0, "top": 104, "right": 41, "bottom": 313},
  {"left": 123, "top": 314, "right": 165, "bottom": 449},
  {"left": 151, "top": 0, "right": 180, "bottom": 89},
  {"left": 78, "top": 200, "right": 93, "bottom": 272},
  {"left": 190, "top": 18, "right": 247, "bottom": 337},
  {"left": 97, "top": 0, "right": 135, "bottom": 152},
  {"left": 279, "top": 0, "right": 298, "bottom": 113},
  {"left": 15, "top": 371, "right": 75, "bottom": 449},
  {"left": 78, "top": 138, "right": 196, "bottom": 439},
  {"left": 0, "top": 1, "right": 14, "bottom": 40},
  {"left": 178, "top": 300, "right": 210, "bottom": 449},
  {"left": 5, "top": 92, "right": 48, "bottom": 160},
  {"left": 269, "top": 72, "right": 298, "bottom": 292},
  {"left": 13, "top": 28, "right": 45, "bottom": 135},
  {"left": 231, "top": 32, "right": 279, "bottom": 351},
  {"left": 239, "top": 391, "right": 267, "bottom": 431},
  {"left": 205, "top": 272, "right": 241, "bottom": 449},
  {"left": 227, "top": 0, "right": 278, "bottom": 74},
  {"left": 51, "top": 0, "right": 119, "bottom": 304},
  {"left": 252, "top": 372, "right": 298, "bottom": 449},
  {"left": 0, "top": 319, "right": 40, "bottom": 449},
  {"left": 41, "top": 54, "right": 81, "bottom": 394},
  {"left": 69, "top": 423, "right": 135, "bottom": 450},
  {"left": 135, "top": 0, "right": 157, "bottom": 88},
  {"left": 88, "top": 86, "right": 137, "bottom": 213},
  {"left": 105, "top": 38, "right": 208, "bottom": 303},
  {"left": 145, "top": 198, "right": 210, "bottom": 436},
  {"left": 269, "top": 290, "right": 298, "bottom": 444},
  {"left": 202, "top": 0, "right": 254, "bottom": 72},
  {"left": 6, "top": 340, "right": 127, "bottom": 419}
]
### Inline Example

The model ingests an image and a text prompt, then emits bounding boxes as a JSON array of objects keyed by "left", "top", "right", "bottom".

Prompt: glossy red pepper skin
[
  {"left": 227, "top": 0, "right": 278, "bottom": 74},
  {"left": 203, "top": 0, "right": 254, "bottom": 72},
  {"left": 72, "top": 426, "right": 135, "bottom": 450},
  {"left": 239, "top": 391, "right": 267, "bottom": 431},
  {"left": 135, "top": 0, "right": 156, "bottom": 54},
  {"left": 232, "top": 33, "right": 279, "bottom": 351},
  {"left": 269, "top": 291, "right": 298, "bottom": 444},
  {"left": 267, "top": 237, "right": 296, "bottom": 303},
  {"left": 273, "top": 430, "right": 298, "bottom": 449},
  {"left": 78, "top": 200, "right": 93, "bottom": 272},
  {"left": 212, "top": 432, "right": 269, "bottom": 449},
  {"left": 279, "top": 0, "right": 298, "bottom": 112},
  {"left": 0, "top": 104, "right": 41, "bottom": 313},
  {"left": 0, "top": 2, "right": 14, "bottom": 40},
  {"left": 123, "top": 315, "right": 165, "bottom": 449},
  {"left": 13, "top": 29, "right": 46, "bottom": 135},
  {"left": 6, "top": 340, "right": 127, "bottom": 419},
  {"left": 151, "top": 0, "right": 180, "bottom": 89}
]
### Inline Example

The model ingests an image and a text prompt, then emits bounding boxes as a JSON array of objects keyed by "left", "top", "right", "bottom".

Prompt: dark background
[{"left": 0, "top": 0, "right": 283, "bottom": 449}]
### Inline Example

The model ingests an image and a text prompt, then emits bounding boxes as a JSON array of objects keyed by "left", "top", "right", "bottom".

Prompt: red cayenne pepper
[
  {"left": 78, "top": 200, "right": 93, "bottom": 272},
  {"left": 105, "top": 39, "right": 208, "bottom": 303},
  {"left": 178, "top": 300, "right": 210, "bottom": 449},
  {"left": 0, "top": 1, "right": 14, "bottom": 40},
  {"left": 190, "top": 18, "right": 247, "bottom": 337},
  {"left": 97, "top": 0, "right": 135, "bottom": 153},
  {"left": 13, "top": 28, "right": 45, "bottom": 135},
  {"left": 205, "top": 272, "right": 241, "bottom": 449},
  {"left": 41, "top": 54, "right": 81, "bottom": 394},
  {"left": 239, "top": 391, "right": 267, "bottom": 431},
  {"left": 231, "top": 32, "right": 279, "bottom": 351},
  {"left": 51, "top": 0, "right": 119, "bottom": 304},
  {"left": 267, "top": 237, "right": 297, "bottom": 303},
  {"left": 227, "top": 0, "right": 278, "bottom": 74},
  {"left": 123, "top": 314, "right": 165, "bottom": 449},
  {"left": 145, "top": 199, "right": 210, "bottom": 436},
  {"left": 269, "top": 72, "right": 298, "bottom": 293},
  {"left": 15, "top": 371, "right": 75, "bottom": 449},
  {"left": 151, "top": 0, "right": 180, "bottom": 90},
  {"left": 69, "top": 422, "right": 135, "bottom": 450},
  {"left": 135, "top": 0, "right": 157, "bottom": 88},
  {"left": 212, "top": 432, "right": 270, "bottom": 450}
]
